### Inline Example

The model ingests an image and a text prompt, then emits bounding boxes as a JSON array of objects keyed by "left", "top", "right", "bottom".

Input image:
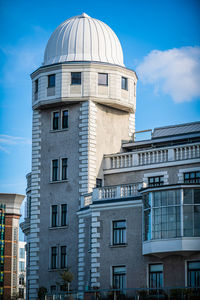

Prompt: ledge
[
  {"left": 49, "top": 180, "right": 69, "bottom": 184},
  {"left": 143, "top": 237, "right": 200, "bottom": 257},
  {"left": 109, "top": 243, "right": 128, "bottom": 248},
  {"left": 49, "top": 225, "right": 68, "bottom": 230}
]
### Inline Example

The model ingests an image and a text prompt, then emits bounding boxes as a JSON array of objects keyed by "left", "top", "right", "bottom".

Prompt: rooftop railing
[
  {"left": 104, "top": 142, "right": 200, "bottom": 170},
  {"left": 81, "top": 183, "right": 142, "bottom": 207}
]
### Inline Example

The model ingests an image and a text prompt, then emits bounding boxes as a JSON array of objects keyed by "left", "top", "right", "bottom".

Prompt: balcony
[
  {"left": 104, "top": 143, "right": 200, "bottom": 172},
  {"left": 81, "top": 183, "right": 142, "bottom": 207}
]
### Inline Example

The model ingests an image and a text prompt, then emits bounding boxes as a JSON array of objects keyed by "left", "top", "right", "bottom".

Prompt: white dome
[{"left": 44, "top": 13, "right": 124, "bottom": 66}]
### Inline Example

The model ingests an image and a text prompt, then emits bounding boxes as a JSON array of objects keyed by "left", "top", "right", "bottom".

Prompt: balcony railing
[
  {"left": 81, "top": 183, "right": 142, "bottom": 207},
  {"left": 104, "top": 143, "right": 200, "bottom": 170}
]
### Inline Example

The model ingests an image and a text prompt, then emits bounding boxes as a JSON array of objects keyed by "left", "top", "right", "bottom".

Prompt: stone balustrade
[
  {"left": 104, "top": 143, "right": 200, "bottom": 170},
  {"left": 81, "top": 183, "right": 142, "bottom": 207}
]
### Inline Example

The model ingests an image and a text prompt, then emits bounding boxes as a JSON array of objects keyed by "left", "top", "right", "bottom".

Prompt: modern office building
[
  {"left": 0, "top": 193, "right": 25, "bottom": 299},
  {"left": 21, "top": 13, "right": 200, "bottom": 299}
]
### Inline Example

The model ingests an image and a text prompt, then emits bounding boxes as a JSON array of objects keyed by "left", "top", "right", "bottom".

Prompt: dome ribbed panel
[{"left": 43, "top": 14, "right": 124, "bottom": 66}]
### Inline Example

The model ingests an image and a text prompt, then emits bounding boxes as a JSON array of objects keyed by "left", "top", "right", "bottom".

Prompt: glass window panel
[
  {"left": 194, "top": 189, "right": 200, "bottom": 204},
  {"left": 194, "top": 205, "right": 200, "bottom": 236},
  {"left": 62, "top": 110, "right": 68, "bottom": 129},
  {"left": 184, "top": 189, "right": 193, "bottom": 204},
  {"left": 48, "top": 74, "right": 55, "bottom": 87},
  {"left": 71, "top": 72, "right": 81, "bottom": 85},
  {"left": 98, "top": 73, "right": 108, "bottom": 85},
  {"left": 121, "top": 77, "right": 128, "bottom": 90}
]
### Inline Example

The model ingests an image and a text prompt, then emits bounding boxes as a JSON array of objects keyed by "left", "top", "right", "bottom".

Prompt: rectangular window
[
  {"left": 51, "top": 247, "right": 57, "bottom": 269},
  {"left": 35, "top": 79, "right": 38, "bottom": 93},
  {"left": 61, "top": 204, "right": 67, "bottom": 226},
  {"left": 19, "top": 275, "right": 24, "bottom": 285},
  {"left": 113, "top": 266, "right": 126, "bottom": 289},
  {"left": 148, "top": 176, "right": 164, "bottom": 187},
  {"left": 19, "top": 261, "right": 25, "bottom": 272},
  {"left": 149, "top": 264, "right": 163, "bottom": 289},
  {"left": 52, "top": 112, "right": 59, "bottom": 130},
  {"left": 51, "top": 286, "right": 56, "bottom": 293},
  {"left": 52, "top": 159, "right": 59, "bottom": 181},
  {"left": 121, "top": 77, "right": 128, "bottom": 90},
  {"left": 60, "top": 246, "right": 67, "bottom": 269},
  {"left": 51, "top": 205, "right": 58, "bottom": 227},
  {"left": 184, "top": 171, "right": 200, "bottom": 184},
  {"left": 19, "top": 288, "right": 24, "bottom": 298},
  {"left": 96, "top": 178, "right": 102, "bottom": 188},
  {"left": 113, "top": 220, "right": 126, "bottom": 245},
  {"left": 187, "top": 261, "right": 200, "bottom": 287},
  {"left": 98, "top": 73, "right": 108, "bottom": 85},
  {"left": 71, "top": 72, "right": 81, "bottom": 85},
  {"left": 20, "top": 248, "right": 25, "bottom": 259},
  {"left": 48, "top": 74, "right": 55, "bottom": 87},
  {"left": 61, "top": 158, "right": 68, "bottom": 180},
  {"left": 62, "top": 110, "right": 68, "bottom": 129}
]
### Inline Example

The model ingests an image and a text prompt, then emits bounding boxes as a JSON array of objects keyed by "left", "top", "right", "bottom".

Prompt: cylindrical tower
[{"left": 27, "top": 13, "right": 137, "bottom": 298}]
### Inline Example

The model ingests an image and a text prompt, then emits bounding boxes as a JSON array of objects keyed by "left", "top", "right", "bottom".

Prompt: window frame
[
  {"left": 35, "top": 79, "right": 38, "bottom": 94},
  {"left": 112, "top": 265, "right": 126, "bottom": 290},
  {"left": 51, "top": 205, "right": 58, "bottom": 227},
  {"left": 61, "top": 158, "right": 68, "bottom": 181},
  {"left": 71, "top": 72, "right": 81, "bottom": 85},
  {"left": 112, "top": 220, "right": 126, "bottom": 245},
  {"left": 52, "top": 159, "right": 59, "bottom": 181},
  {"left": 184, "top": 171, "right": 200, "bottom": 184},
  {"left": 61, "top": 204, "right": 67, "bottom": 227},
  {"left": 52, "top": 111, "right": 60, "bottom": 131},
  {"left": 148, "top": 176, "right": 164, "bottom": 187},
  {"left": 121, "top": 77, "right": 128, "bottom": 91},
  {"left": 61, "top": 110, "right": 69, "bottom": 129},
  {"left": 60, "top": 246, "right": 67, "bottom": 269},
  {"left": 149, "top": 264, "right": 163, "bottom": 290},
  {"left": 98, "top": 73, "right": 108, "bottom": 86},
  {"left": 51, "top": 246, "right": 57, "bottom": 269},
  {"left": 48, "top": 74, "right": 56, "bottom": 88},
  {"left": 187, "top": 260, "right": 200, "bottom": 287}
]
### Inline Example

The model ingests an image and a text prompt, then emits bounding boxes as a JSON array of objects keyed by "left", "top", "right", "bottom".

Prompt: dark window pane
[
  {"left": 121, "top": 77, "right": 128, "bottom": 90},
  {"left": 61, "top": 246, "right": 67, "bottom": 268},
  {"left": 62, "top": 110, "right": 68, "bottom": 129},
  {"left": 35, "top": 79, "right": 38, "bottom": 93},
  {"left": 52, "top": 205, "right": 57, "bottom": 227},
  {"left": 51, "top": 247, "right": 57, "bottom": 269},
  {"left": 71, "top": 72, "right": 81, "bottom": 85},
  {"left": 61, "top": 204, "right": 67, "bottom": 226},
  {"left": 113, "top": 220, "right": 126, "bottom": 245},
  {"left": 53, "top": 112, "right": 59, "bottom": 130},
  {"left": 98, "top": 73, "right": 108, "bottom": 85},
  {"left": 113, "top": 266, "right": 126, "bottom": 289},
  {"left": 48, "top": 74, "right": 55, "bottom": 87},
  {"left": 52, "top": 159, "right": 58, "bottom": 181},
  {"left": 96, "top": 178, "right": 102, "bottom": 188},
  {"left": 62, "top": 158, "right": 68, "bottom": 180}
]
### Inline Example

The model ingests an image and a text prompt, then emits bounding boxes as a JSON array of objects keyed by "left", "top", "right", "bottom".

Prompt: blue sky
[{"left": 0, "top": 0, "right": 200, "bottom": 199}]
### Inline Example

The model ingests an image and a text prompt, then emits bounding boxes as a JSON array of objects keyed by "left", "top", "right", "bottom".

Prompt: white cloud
[
  {"left": 0, "top": 135, "right": 31, "bottom": 153},
  {"left": 136, "top": 46, "right": 200, "bottom": 103}
]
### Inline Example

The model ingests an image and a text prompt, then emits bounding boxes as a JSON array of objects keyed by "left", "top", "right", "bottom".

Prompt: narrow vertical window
[
  {"left": 61, "top": 158, "right": 68, "bottom": 180},
  {"left": 35, "top": 79, "right": 38, "bottom": 94},
  {"left": 52, "top": 112, "right": 59, "bottom": 130},
  {"left": 113, "top": 220, "right": 126, "bottom": 245},
  {"left": 51, "top": 247, "right": 57, "bottom": 269},
  {"left": 61, "top": 204, "right": 67, "bottom": 226},
  {"left": 52, "top": 159, "right": 59, "bottom": 181},
  {"left": 121, "top": 77, "right": 128, "bottom": 90},
  {"left": 60, "top": 246, "right": 67, "bottom": 269},
  {"left": 149, "top": 264, "right": 163, "bottom": 289},
  {"left": 96, "top": 178, "right": 102, "bottom": 188},
  {"left": 48, "top": 74, "right": 55, "bottom": 87},
  {"left": 62, "top": 110, "right": 68, "bottom": 129},
  {"left": 71, "top": 72, "right": 81, "bottom": 85},
  {"left": 113, "top": 266, "right": 126, "bottom": 289},
  {"left": 51, "top": 205, "right": 57, "bottom": 227}
]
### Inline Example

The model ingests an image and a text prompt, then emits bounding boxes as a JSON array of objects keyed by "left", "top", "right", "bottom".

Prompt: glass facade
[{"left": 143, "top": 188, "right": 200, "bottom": 241}]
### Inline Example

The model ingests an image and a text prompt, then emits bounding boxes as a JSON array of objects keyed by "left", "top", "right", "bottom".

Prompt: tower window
[
  {"left": 71, "top": 72, "right": 81, "bottom": 85},
  {"left": 61, "top": 158, "right": 68, "bottom": 180},
  {"left": 35, "top": 79, "right": 38, "bottom": 93},
  {"left": 52, "top": 111, "right": 60, "bottom": 130},
  {"left": 51, "top": 247, "right": 57, "bottom": 269},
  {"left": 62, "top": 110, "right": 68, "bottom": 129},
  {"left": 60, "top": 246, "right": 67, "bottom": 269},
  {"left": 98, "top": 73, "right": 108, "bottom": 85},
  {"left": 121, "top": 77, "right": 128, "bottom": 90},
  {"left": 48, "top": 74, "right": 55, "bottom": 87},
  {"left": 113, "top": 220, "right": 126, "bottom": 245},
  {"left": 61, "top": 204, "right": 67, "bottom": 226},
  {"left": 51, "top": 205, "right": 58, "bottom": 227},
  {"left": 52, "top": 159, "right": 59, "bottom": 181}
]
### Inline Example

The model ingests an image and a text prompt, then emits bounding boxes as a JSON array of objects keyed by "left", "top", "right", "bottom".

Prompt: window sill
[
  {"left": 98, "top": 84, "right": 108, "bottom": 86},
  {"left": 49, "top": 225, "right": 68, "bottom": 230},
  {"left": 50, "top": 180, "right": 68, "bottom": 184},
  {"left": 109, "top": 243, "right": 128, "bottom": 248},
  {"left": 48, "top": 267, "right": 68, "bottom": 272},
  {"left": 49, "top": 129, "right": 69, "bottom": 133},
  {"left": 70, "top": 84, "right": 81, "bottom": 86}
]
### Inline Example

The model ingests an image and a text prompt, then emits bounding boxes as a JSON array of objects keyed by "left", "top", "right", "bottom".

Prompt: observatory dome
[{"left": 44, "top": 13, "right": 124, "bottom": 66}]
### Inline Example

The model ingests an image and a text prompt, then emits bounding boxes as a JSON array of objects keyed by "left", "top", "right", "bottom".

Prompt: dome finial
[{"left": 81, "top": 12, "right": 90, "bottom": 18}]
